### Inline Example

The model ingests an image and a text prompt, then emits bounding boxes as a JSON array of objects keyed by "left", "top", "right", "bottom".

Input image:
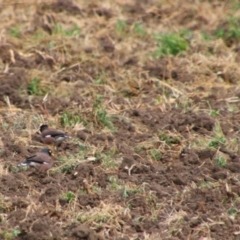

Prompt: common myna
[
  {"left": 18, "top": 148, "right": 54, "bottom": 171},
  {"left": 40, "top": 124, "right": 71, "bottom": 151}
]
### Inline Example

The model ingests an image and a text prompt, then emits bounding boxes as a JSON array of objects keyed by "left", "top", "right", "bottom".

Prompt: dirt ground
[{"left": 1, "top": 0, "right": 240, "bottom": 239}]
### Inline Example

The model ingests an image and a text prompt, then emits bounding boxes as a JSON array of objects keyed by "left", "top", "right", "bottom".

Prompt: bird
[
  {"left": 40, "top": 124, "right": 71, "bottom": 151},
  {"left": 18, "top": 148, "right": 54, "bottom": 171}
]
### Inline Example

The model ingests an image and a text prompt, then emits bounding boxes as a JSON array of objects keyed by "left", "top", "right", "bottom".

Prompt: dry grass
[{"left": 1, "top": 0, "right": 240, "bottom": 239}]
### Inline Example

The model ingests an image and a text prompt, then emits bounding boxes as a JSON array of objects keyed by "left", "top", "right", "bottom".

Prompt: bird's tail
[{"left": 18, "top": 161, "right": 28, "bottom": 167}]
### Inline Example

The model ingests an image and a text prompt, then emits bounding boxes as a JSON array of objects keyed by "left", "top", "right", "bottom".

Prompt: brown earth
[{"left": 1, "top": 0, "right": 240, "bottom": 239}]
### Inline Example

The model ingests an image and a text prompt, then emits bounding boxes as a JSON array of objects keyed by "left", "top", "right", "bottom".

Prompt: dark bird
[
  {"left": 40, "top": 124, "right": 71, "bottom": 151},
  {"left": 18, "top": 148, "right": 54, "bottom": 171}
]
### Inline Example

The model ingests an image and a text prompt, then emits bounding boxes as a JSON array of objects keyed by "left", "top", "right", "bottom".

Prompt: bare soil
[{"left": 1, "top": 0, "right": 240, "bottom": 239}]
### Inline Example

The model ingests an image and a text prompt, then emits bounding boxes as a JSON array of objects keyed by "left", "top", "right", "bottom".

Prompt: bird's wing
[
  {"left": 27, "top": 159, "right": 48, "bottom": 164},
  {"left": 25, "top": 153, "right": 50, "bottom": 164},
  {"left": 26, "top": 154, "right": 37, "bottom": 160},
  {"left": 43, "top": 129, "right": 67, "bottom": 138}
]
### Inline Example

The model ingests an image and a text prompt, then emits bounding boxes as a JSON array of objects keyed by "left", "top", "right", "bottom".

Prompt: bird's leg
[
  {"left": 54, "top": 142, "right": 62, "bottom": 152},
  {"left": 55, "top": 143, "right": 60, "bottom": 152},
  {"left": 54, "top": 144, "right": 58, "bottom": 152}
]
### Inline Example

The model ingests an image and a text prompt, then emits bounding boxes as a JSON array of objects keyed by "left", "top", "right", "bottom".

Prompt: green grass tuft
[
  {"left": 116, "top": 19, "right": 128, "bottom": 35},
  {"left": 93, "top": 96, "right": 114, "bottom": 131},
  {"left": 62, "top": 192, "right": 75, "bottom": 203},
  {"left": 132, "top": 23, "right": 146, "bottom": 36},
  {"left": 159, "top": 132, "right": 181, "bottom": 146},
  {"left": 9, "top": 26, "right": 21, "bottom": 38},
  {"left": 28, "top": 77, "right": 47, "bottom": 96},
  {"left": 149, "top": 149, "right": 162, "bottom": 161},
  {"left": 215, "top": 155, "right": 227, "bottom": 167},
  {"left": 214, "top": 15, "right": 240, "bottom": 45},
  {"left": 53, "top": 23, "right": 81, "bottom": 37},
  {"left": 60, "top": 112, "right": 82, "bottom": 127},
  {"left": 208, "top": 136, "right": 226, "bottom": 148},
  {"left": 1, "top": 229, "right": 21, "bottom": 240},
  {"left": 228, "top": 208, "right": 238, "bottom": 220},
  {"left": 153, "top": 33, "right": 189, "bottom": 58}
]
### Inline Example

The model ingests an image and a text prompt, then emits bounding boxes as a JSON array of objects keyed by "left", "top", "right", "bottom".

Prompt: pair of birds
[{"left": 18, "top": 124, "right": 71, "bottom": 171}]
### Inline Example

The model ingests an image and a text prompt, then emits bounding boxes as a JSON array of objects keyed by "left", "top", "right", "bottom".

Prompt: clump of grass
[
  {"left": 122, "top": 186, "right": 138, "bottom": 198},
  {"left": 199, "top": 181, "right": 216, "bottom": 189},
  {"left": 101, "top": 154, "right": 116, "bottom": 169},
  {"left": 9, "top": 165, "right": 21, "bottom": 173},
  {"left": 95, "top": 149, "right": 118, "bottom": 170},
  {"left": 61, "top": 192, "right": 75, "bottom": 203},
  {"left": 207, "top": 101, "right": 220, "bottom": 117},
  {"left": 51, "top": 150, "right": 88, "bottom": 173},
  {"left": 210, "top": 109, "right": 219, "bottom": 117},
  {"left": 115, "top": 19, "right": 128, "bottom": 35},
  {"left": 228, "top": 208, "right": 238, "bottom": 220},
  {"left": 108, "top": 176, "right": 122, "bottom": 191},
  {"left": 53, "top": 24, "right": 66, "bottom": 34},
  {"left": 95, "top": 76, "right": 105, "bottom": 85},
  {"left": 149, "top": 149, "right": 162, "bottom": 161},
  {"left": 57, "top": 161, "right": 77, "bottom": 173},
  {"left": 179, "top": 29, "right": 192, "bottom": 41},
  {"left": 208, "top": 136, "right": 226, "bottom": 148},
  {"left": 95, "top": 71, "right": 107, "bottom": 85},
  {"left": 215, "top": 155, "right": 227, "bottom": 167},
  {"left": 92, "top": 96, "right": 114, "bottom": 131},
  {"left": 153, "top": 33, "right": 189, "bottom": 58},
  {"left": 65, "top": 24, "right": 81, "bottom": 37},
  {"left": 214, "top": 16, "right": 240, "bottom": 45},
  {"left": 201, "top": 31, "right": 213, "bottom": 41},
  {"left": 134, "top": 145, "right": 147, "bottom": 153},
  {"left": 207, "top": 122, "right": 226, "bottom": 148},
  {"left": 60, "top": 112, "right": 82, "bottom": 127},
  {"left": 9, "top": 26, "right": 21, "bottom": 38},
  {"left": 77, "top": 202, "right": 130, "bottom": 227},
  {"left": 92, "top": 185, "right": 102, "bottom": 193},
  {"left": 107, "top": 177, "right": 142, "bottom": 199},
  {"left": 0, "top": 194, "right": 11, "bottom": 214},
  {"left": 53, "top": 23, "right": 81, "bottom": 37},
  {"left": 1, "top": 229, "right": 21, "bottom": 240},
  {"left": 33, "top": 29, "right": 47, "bottom": 40},
  {"left": 159, "top": 132, "right": 181, "bottom": 146},
  {"left": 28, "top": 77, "right": 47, "bottom": 95},
  {"left": 132, "top": 23, "right": 146, "bottom": 37},
  {"left": 233, "top": 2, "right": 240, "bottom": 10}
]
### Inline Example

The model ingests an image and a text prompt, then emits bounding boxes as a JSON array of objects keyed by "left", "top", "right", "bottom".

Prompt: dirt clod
[{"left": 1, "top": 1, "right": 240, "bottom": 239}]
